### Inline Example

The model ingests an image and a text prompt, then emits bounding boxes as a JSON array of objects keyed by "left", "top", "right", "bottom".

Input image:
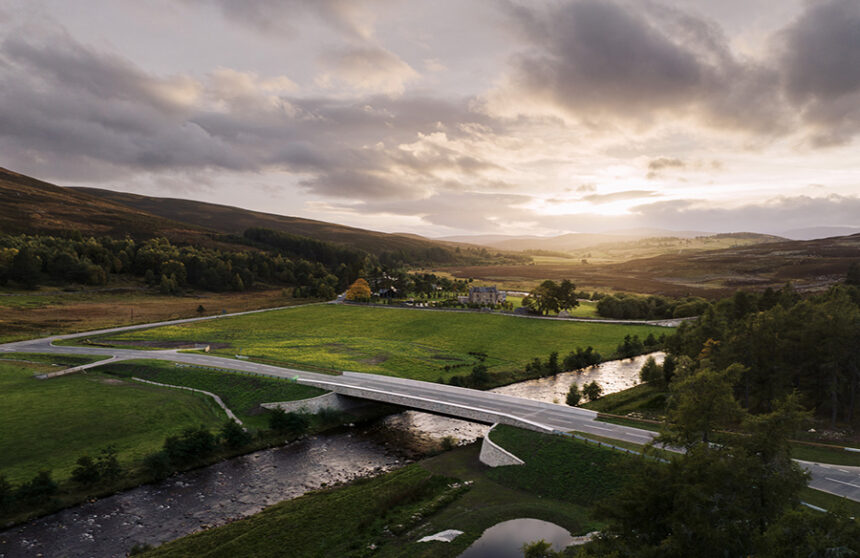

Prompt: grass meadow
[
  {"left": 0, "top": 359, "right": 225, "bottom": 484},
  {"left": 103, "top": 304, "right": 669, "bottom": 382},
  {"left": 102, "top": 360, "right": 325, "bottom": 430}
]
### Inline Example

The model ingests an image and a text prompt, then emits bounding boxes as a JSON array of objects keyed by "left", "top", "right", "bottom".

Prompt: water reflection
[
  {"left": 458, "top": 518, "right": 573, "bottom": 558},
  {"left": 383, "top": 352, "right": 664, "bottom": 444}
]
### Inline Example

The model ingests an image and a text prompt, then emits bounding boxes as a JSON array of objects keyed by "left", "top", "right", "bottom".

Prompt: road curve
[{"left": 0, "top": 305, "right": 857, "bottom": 503}]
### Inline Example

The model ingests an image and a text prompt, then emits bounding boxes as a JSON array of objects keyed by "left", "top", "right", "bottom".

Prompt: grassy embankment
[
  {"left": 0, "top": 356, "right": 342, "bottom": 526},
  {"left": 0, "top": 287, "right": 316, "bottom": 343},
  {"left": 98, "top": 304, "right": 668, "bottom": 384},
  {"left": 138, "top": 425, "right": 629, "bottom": 558},
  {"left": 0, "top": 357, "right": 324, "bottom": 484},
  {"left": 101, "top": 360, "right": 324, "bottom": 431}
]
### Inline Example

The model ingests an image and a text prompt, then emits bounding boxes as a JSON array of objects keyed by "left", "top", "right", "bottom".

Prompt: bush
[
  {"left": 582, "top": 381, "right": 603, "bottom": 402},
  {"left": 566, "top": 384, "right": 581, "bottom": 406},
  {"left": 164, "top": 426, "right": 217, "bottom": 467},
  {"left": 639, "top": 356, "right": 664, "bottom": 385},
  {"left": 71, "top": 455, "right": 101, "bottom": 486},
  {"left": 16, "top": 470, "right": 57, "bottom": 504},
  {"left": 563, "top": 346, "right": 602, "bottom": 370},
  {"left": 143, "top": 451, "right": 173, "bottom": 480},
  {"left": 98, "top": 446, "right": 124, "bottom": 482},
  {"left": 0, "top": 474, "right": 14, "bottom": 512},
  {"left": 220, "top": 420, "right": 251, "bottom": 449},
  {"left": 269, "top": 408, "right": 311, "bottom": 437}
]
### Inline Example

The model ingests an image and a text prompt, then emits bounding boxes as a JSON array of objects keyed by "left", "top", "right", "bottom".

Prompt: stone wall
[
  {"left": 261, "top": 392, "right": 365, "bottom": 414},
  {"left": 479, "top": 425, "right": 525, "bottom": 467}
]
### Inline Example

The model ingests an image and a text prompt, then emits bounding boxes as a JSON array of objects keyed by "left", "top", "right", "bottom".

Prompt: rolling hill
[
  {"left": 0, "top": 168, "right": 478, "bottom": 258},
  {"left": 73, "top": 187, "right": 470, "bottom": 256},
  {"left": 0, "top": 168, "right": 207, "bottom": 242}
]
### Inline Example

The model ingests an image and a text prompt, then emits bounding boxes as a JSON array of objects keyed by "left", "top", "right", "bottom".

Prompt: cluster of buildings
[{"left": 458, "top": 285, "right": 506, "bottom": 306}]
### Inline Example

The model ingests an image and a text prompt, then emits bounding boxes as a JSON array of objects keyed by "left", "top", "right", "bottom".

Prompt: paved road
[{"left": 1, "top": 307, "right": 858, "bottom": 503}]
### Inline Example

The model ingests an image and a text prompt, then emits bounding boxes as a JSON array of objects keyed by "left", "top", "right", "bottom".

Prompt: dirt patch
[
  {"left": 360, "top": 354, "right": 389, "bottom": 365},
  {"left": 98, "top": 378, "right": 126, "bottom": 385}
]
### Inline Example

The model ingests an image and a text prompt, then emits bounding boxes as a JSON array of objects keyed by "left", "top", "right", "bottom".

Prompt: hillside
[
  {"left": 75, "top": 187, "right": 470, "bottom": 256},
  {"left": 0, "top": 168, "right": 207, "bottom": 242},
  {"left": 438, "top": 233, "right": 860, "bottom": 297},
  {"left": 441, "top": 230, "right": 782, "bottom": 256}
]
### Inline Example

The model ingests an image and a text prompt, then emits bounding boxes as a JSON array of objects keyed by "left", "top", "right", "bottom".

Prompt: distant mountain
[
  {"left": 439, "top": 229, "right": 776, "bottom": 253},
  {"left": 780, "top": 226, "right": 860, "bottom": 241}
]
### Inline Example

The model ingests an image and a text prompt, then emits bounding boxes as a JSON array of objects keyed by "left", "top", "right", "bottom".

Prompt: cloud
[
  {"left": 317, "top": 46, "right": 419, "bottom": 96},
  {"left": 630, "top": 195, "right": 860, "bottom": 234},
  {"left": 648, "top": 157, "right": 685, "bottom": 171},
  {"left": 190, "top": 0, "right": 379, "bottom": 41},
  {"left": 0, "top": 26, "right": 498, "bottom": 199},
  {"left": 490, "top": 0, "right": 785, "bottom": 134},
  {"left": 777, "top": 0, "right": 860, "bottom": 145},
  {"left": 583, "top": 190, "right": 657, "bottom": 204}
]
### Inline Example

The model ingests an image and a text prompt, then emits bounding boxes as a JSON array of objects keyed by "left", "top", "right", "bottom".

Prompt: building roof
[{"left": 470, "top": 286, "right": 498, "bottom": 293}]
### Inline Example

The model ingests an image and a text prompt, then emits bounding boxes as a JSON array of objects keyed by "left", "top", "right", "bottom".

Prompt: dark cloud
[
  {"left": 0, "top": 28, "right": 499, "bottom": 198},
  {"left": 778, "top": 0, "right": 860, "bottom": 145},
  {"left": 583, "top": 190, "right": 657, "bottom": 204},
  {"left": 501, "top": 0, "right": 784, "bottom": 133}
]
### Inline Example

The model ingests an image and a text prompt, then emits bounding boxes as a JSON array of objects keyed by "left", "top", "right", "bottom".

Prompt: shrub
[
  {"left": 16, "top": 470, "right": 57, "bottom": 504},
  {"left": 566, "top": 384, "right": 581, "bottom": 406},
  {"left": 71, "top": 456, "right": 101, "bottom": 486},
  {"left": 220, "top": 420, "right": 251, "bottom": 449}
]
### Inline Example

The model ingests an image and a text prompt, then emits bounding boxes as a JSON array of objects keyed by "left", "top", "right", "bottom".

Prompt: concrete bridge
[{"left": 1, "top": 308, "right": 859, "bottom": 503}]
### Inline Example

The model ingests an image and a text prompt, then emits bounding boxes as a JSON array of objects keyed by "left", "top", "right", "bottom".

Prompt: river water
[{"left": 0, "top": 353, "right": 660, "bottom": 558}]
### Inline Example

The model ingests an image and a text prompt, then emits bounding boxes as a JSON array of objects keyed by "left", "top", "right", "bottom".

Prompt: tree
[
  {"left": 16, "top": 470, "right": 57, "bottom": 504},
  {"left": 268, "top": 408, "right": 310, "bottom": 437},
  {"left": 582, "top": 381, "right": 603, "bottom": 402},
  {"left": 10, "top": 246, "right": 41, "bottom": 289},
  {"left": 522, "top": 279, "right": 579, "bottom": 315},
  {"left": 659, "top": 364, "right": 745, "bottom": 448},
  {"left": 0, "top": 474, "right": 15, "bottom": 512},
  {"left": 547, "top": 352, "right": 561, "bottom": 375},
  {"left": 847, "top": 261, "right": 860, "bottom": 286},
  {"left": 220, "top": 420, "right": 251, "bottom": 449},
  {"left": 639, "top": 356, "right": 663, "bottom": 385},
  {"left": 97, "top": 446, "right": 123, "bottom": 482},
  {"left": 566, "top": 383, "right": 581, "bottom": 406},
  {"left": 585, "top": 396, "right": 812, "bottom": 558},
  {"left": 345, "top": 278, "right": 372, "bottom": 301},
  {"left": 71, "top": 455, "right": 101, "bottom": 486},
  {"left": 522, "top": 539, "right": 562, "bottom": 557}
]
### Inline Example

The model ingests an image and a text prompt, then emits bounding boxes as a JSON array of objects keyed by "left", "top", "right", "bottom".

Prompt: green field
[
  {"left": 102, "top": 360, "right": 325, "bottom": 430},
  {"left": 140, "top": 427, "right": 623, "bottom": 558},
  {"left": 0, "top": 359, "right": 225, "bottom": 484},
  {"left": 506, "top": 297, "right": 599, "bottom": 317},
  {"left": 101, "top": 305, "right": 668, "bottom": 382}
]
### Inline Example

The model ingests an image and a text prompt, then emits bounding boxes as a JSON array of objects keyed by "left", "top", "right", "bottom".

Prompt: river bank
[{"left": 0, "top": 354, "right": 659, "bottom": 557}]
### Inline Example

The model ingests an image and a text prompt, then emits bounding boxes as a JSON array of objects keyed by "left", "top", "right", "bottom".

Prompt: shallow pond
[{"left": 458, "top": 518, "right": 573, "bottom": 558}]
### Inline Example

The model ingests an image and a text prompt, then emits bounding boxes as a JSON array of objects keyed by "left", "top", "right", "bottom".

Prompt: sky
[{"left": 1, "top": 0, "right": 859, "bottom": 238}]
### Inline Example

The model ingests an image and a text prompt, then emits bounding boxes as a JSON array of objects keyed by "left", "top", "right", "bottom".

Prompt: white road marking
[{"left": 825, "top": 477, "right": 860, "bottom": 489}]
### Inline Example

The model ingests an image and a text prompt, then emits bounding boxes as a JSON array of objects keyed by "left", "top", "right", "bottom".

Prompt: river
[{"left": 0, "top": 353, "right": 661, "bottom": 558}]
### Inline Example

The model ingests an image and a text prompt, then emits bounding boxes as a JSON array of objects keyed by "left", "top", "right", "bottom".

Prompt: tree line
[
  {"left": 663, "top": 282, "right": 860, "bottom": 426},
  {"left": 596, "top": 292, "right": 710, "bottom": 320}
]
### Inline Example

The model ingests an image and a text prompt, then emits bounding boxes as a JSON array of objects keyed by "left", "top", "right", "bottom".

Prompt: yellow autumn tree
[{"left": 345, "top": 278, "right": 372, "bottom": 301}]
